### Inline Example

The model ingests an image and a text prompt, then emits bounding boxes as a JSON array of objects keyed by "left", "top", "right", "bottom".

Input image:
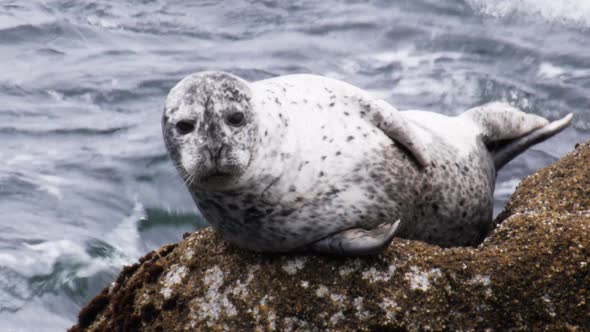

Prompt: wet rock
[{"left": 71, "top": 141, "right": 590, "bottom": 331}]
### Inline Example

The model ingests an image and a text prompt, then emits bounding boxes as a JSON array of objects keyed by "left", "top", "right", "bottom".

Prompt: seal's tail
[{"left": 461, "top": 102, "right": 573, "bottom": 171}]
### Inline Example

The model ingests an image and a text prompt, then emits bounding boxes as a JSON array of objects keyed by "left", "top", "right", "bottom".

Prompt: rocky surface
[{"left": 71, "top": 141, "right": 590, "bottom": 331}]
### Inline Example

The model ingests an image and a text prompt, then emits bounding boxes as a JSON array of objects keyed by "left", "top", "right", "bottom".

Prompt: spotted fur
[{"left": 162, "top": 71, "right": 572, "bottom": 253}]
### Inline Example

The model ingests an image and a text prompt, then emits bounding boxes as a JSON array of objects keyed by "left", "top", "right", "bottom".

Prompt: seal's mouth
[
  {"left": 198, "top": 168, "right": 233, "bottom": 183},
  {"left": 208, "top": 170, "right": 231, "bottom": 178}
]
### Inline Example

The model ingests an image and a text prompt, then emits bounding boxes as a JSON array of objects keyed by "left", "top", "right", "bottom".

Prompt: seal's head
[{"left": 162, "top": 71, "right": 256, "bottom": 190}]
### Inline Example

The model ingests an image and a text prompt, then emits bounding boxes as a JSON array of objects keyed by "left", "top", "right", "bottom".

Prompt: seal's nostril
[
  {"left": 215, "top": 145, "right": 224, "bottom": 159},
  {"left": 205, "top": 147, "right": 212, "bottom": 159},
  {"left": 204, "top": 145, "right": 226, "bottom": 162}
]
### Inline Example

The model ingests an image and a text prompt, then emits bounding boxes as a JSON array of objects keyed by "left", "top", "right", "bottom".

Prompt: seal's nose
[{"left": 205, "top": 144, "right": 226, "bottom": 163}]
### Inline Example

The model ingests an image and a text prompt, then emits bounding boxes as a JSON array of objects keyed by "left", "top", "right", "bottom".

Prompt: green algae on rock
[{"left": 71, "top": 141, "right": 590, "bottom": 331}]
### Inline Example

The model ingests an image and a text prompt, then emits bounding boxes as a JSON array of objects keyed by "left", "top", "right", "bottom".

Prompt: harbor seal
[{"left": 162, "top": 71, "right": 573, "bottom": 255}]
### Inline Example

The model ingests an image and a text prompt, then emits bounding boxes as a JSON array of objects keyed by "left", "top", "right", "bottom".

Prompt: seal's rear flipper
[
  {"left": 462, "top": 102, "right": 573, "bottom": 170},
  {"left": 309, "top": 220, "right": 400, "bottom": 256},
  {"left": 492, "top": 113, "right": 573, "bottom": 170}
]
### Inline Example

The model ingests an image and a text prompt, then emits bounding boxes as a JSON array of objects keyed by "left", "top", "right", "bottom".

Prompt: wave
[
  {"left": 466, "top": 0, "right": 590, "bottom": 28},
  {"left": 139, "top": 207, "right": 207, "bottom": 232},
  {"left": 0, "top": 202, "right": 145, "bottom": 312}
]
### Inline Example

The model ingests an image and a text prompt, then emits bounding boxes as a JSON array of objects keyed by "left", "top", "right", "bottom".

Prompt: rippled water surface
[{"left": 1, "top": 1, "right": 589, "bottom": 330}]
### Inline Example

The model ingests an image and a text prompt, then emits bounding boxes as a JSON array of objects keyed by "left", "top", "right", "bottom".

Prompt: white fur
[
  {"left": 402, "top": 110, "right": 481, "bottom": 158},
  {"left": 247, "top": 75, "right": 396, "bottom": 202}
]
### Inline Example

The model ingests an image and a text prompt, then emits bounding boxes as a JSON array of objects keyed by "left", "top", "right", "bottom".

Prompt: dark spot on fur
[
  {"left": 244, "top": 207, "right": 265, "bottom": 222},
  {"left": 347, "top": 136, "right": 354, "bottom": 142},
  {"left": 319, "top": 171, "right": 325, "bottom": 177},
  {"left": 280, "top": 209, "right": 296, "bottom": 217},
  {"left": 344, "top": 112, "right": 349, "bottom": 116},
  {"left": 327, "top": 187, "right": 340, "bottom": 196},
  {"left": 329, "top": 102, "right": 335, "bottom": 107},
  {"left": 289, "top": 185, "right": 297, "bottom": 192},
  {"left": 321, "top": 155, "right": 326, "bottom": 161},
  {"left": 372, "top": 112, "right": 383, "bottom": 124},
  {"left": 335, "top": 151, "right": 341, "bottom": 156}
]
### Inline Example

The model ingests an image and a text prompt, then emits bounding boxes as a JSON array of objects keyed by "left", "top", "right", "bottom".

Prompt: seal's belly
[
  {"left": 196, "top": 111, "right": 496, "bottom": 251},
  {"left": 194, "top": 117, "right": 401, "bottom": 251},
  {"left": 318, "top": 134, "right": 496, "bottom": 247}
]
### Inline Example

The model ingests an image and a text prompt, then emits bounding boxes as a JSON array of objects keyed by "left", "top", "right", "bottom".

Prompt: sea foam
[{"left": 467, "top": 0, "right": 590, "bottom": 28}]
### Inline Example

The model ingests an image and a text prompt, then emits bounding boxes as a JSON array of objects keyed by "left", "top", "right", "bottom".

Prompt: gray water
[{"left": 1, "top": 1, "right": 589, "bottom": 330}]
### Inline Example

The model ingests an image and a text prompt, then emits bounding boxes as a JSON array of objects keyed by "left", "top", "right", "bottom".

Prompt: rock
[{"left": 71, "top": 141, "right": 590, "bottom": 331}]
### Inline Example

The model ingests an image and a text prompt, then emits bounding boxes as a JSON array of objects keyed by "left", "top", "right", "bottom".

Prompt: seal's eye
[
  {"left": 226, "top": 112, "right": 245, "bottom": 127},
  {"left": 176, "top": 120, "right": 195, "bottom": 135}
]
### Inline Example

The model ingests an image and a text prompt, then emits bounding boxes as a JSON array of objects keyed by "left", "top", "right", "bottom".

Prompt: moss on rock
[{"left": 71, "top": 141, "right": 590, "bottom": 331}]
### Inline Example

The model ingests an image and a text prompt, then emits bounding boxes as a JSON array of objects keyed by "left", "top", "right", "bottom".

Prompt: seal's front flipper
[
  {"left": 362, "top": 99, "right": 430, "bottom": 167},
  {"left": 462, "top": 102, "right": 573, "bottom": 170},
  {"left": 310, "top": 220, "right": 400, "bottom": 256}
]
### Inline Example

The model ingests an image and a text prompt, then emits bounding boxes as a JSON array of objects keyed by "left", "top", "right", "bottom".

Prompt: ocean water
[{"left": 1, "top": 0, "right": 589, "bottom": 330}]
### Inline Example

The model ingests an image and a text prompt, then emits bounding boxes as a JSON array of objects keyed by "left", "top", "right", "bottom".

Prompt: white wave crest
[
  {"left": 467, "top": 0, "right": 590, "bottom": 28},
  {"left": 0, "top": 201, "right": 144, "bottom": 279}
]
